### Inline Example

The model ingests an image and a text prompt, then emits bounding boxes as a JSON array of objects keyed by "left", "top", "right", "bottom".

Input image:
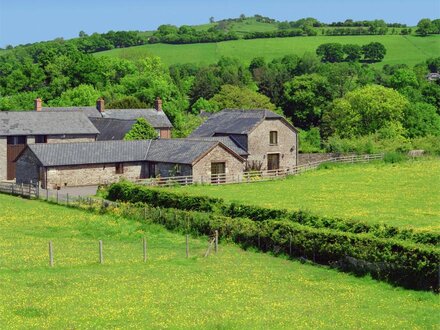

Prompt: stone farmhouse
[
  {"left": 0, "top": 111, "right": 99, "bottom": 181},
  {"left": 37, "top": 97, "right": 173, "bottom": 139},
  {"left": 189, "top": 109, "right": 298, "bottom": 171},
  {"left": 15, "top": 139, "right": 245, "bottom": 188}
]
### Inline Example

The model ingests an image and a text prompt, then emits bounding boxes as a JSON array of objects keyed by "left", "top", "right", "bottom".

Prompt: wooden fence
[
  {"left": 0, "top": 181, "right": 39, "bottom": 198},
  {"left": 135, "top": 153, "right": 384, "bottom": 187}
]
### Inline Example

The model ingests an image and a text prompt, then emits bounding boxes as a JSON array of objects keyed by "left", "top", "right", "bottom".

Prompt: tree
[
  {"left": 362, "top": 42, "right": 386, "bottom": 62},
  {"left": 389, "top": 69, "right": 419, "bottom": 90},
  {"left": 283, "top": 73, "right": 333, "bottom": 129},
  {"left": 209, "top": 17, "right": 215, "bottom": 24},
  {"left": 343, "top": 44, "right": 362, "bottom": 62},
  {"left": 79, "top": 31, "right": 88, "bottom": 38},
  {"left": 403, "top": 102, "right": 440, "bottom": 138},
  {"left": 124, "top": 118, "right": 158, "bottom": 140},
  {"left": 107, "top": 96, "right": 148, "bottom": 109},
  {"left": 416, "top": 18, "right": 433, "bottom": 36},
  {"left": 52, "top": 84, "right": 101, "bottom": 106},
  {"left": 426, "top": 57, "right": 440, "bottom": 73},
  {"left": 209, "top": 84, "right": 276, "bottom": 111},
  {"left": 316, "top": 43, "right": 344, "bottom": 63},
  {"left": 323, "top": 85, "right": 409, "bottom": 138}
]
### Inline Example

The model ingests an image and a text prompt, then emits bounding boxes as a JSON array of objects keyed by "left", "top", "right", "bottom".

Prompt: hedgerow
[
  {"left": 107, "top": 182, "right": 440, "bottom": 246},
  {"left": 101, "top": 202, "right": 440, "bottom": 291}
]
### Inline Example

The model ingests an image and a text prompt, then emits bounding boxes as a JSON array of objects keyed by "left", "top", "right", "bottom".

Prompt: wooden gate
[
  {"left": 211, "top": 162, "right": 226, "bottom": 184},
  {"left": 7, "top": 144, "right": 26, "bottom": 180},
  {"left": 267, "top": 154, "right": 280, "bottom": 171}
]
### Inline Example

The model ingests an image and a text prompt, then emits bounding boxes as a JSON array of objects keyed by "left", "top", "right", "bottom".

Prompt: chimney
[
  {"left": 96, "top": 98, "right": 105, "bottom": 113},
  {"left": 34, "top": 98, "right": 42, "bottom": 112},
  {"left": 154, "top": 97, "right": 163, "bottom": 112}
]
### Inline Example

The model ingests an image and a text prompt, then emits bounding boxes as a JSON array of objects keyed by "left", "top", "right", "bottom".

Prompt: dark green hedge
[
  {"left": 113, "top": 203, "right": 440, "bottom": 292},
  {"left": 107, "top": 182, "right": 439, "bottom": 246}
]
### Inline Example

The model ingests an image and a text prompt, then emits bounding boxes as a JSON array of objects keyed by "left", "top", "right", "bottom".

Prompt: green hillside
[
  {"left": 95, "top": 34, "right": 440, "bottom": 67},
  {"left": 0, "top": 194, "right": 437, "bottom": 328}
]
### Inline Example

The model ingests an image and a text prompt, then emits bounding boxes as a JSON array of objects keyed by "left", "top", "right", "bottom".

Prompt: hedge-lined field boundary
[{"left": 107, "top": 182, "right": 439, "bottom": 246}]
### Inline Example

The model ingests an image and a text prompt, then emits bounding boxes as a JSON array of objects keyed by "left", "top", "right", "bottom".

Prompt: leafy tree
[
  {"left": 107, "top": 96, "right": 148, "bottom": 109},
  {"left": 283, "top": 73, "right": 332, "bottom": 129},
  {"left": 209, "top": 17, "right": 215, "bottom": 24},
  {"left": 316, "top": 43, "right": 344, "bottom": 63},
  {"left": 403, "top": 102, "right": 440, "bottom": 138},
  {"left": 209, "top": 84, "right": 276, "bottom": 111},
  {"left": 343, "top": 44, "right": 362, "bottom": 62},
  {"left": 362, "top": 42, "right": 386, "bottom": 62},
  {"left": 51, "top": 84, "right": 101, "bottom": 106},
  {"left": 416, "top": 18, "right": 433, "bottom": 36},
  {"left": 191, "top": 97, "right": 219, "bottom": 113},
  {"left": 323, "top": 85, "right": 409, "bottom": 138},
  {"left": 319, "top": 63, "right": 358, "bottom": 97},
  {"left": 389, "top": 69, "right": 419, "bottom": 90},
  {"left": 426, "top": 57, "right": 440, "bottom": 73},
  {"left": 79, "top": 31, "right": 88, "bottom": 38},
  {"left": 124, "top": 118, "right": 158, "bottom": 140}
]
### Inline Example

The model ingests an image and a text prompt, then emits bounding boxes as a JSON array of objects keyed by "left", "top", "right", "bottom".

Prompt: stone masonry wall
[
  {"left": 47, "top": 134, "right": 96, "bottom": 143},
  {"left": 192, "top": 145, "right": 244, "bottom": 183},
  {"left": 45, "top": 162, "right": 144, "bottom": 188},
  {"left": 247, "top": 119, "right": 297, "bottom": 170},
  {"left": 0, "top": 137, "right": 7, "bottom": 181},
  {"left": 297, "top": 153, "right": 346, "bottom": 166}
]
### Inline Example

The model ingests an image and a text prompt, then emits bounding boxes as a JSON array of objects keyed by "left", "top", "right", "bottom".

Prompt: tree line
[{"left": 0, "top": 38, "right": 439, "bottom": 152}]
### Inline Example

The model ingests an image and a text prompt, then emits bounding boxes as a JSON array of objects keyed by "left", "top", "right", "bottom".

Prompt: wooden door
[
  {"left": 267, "top": 154, "right": 280, "bottom": 171},
  {"left": 7, "top": 144, "right": 26, "bottom": 180},
  {"left": 211, "top": 162, "right": 226, "bottom": 183}
]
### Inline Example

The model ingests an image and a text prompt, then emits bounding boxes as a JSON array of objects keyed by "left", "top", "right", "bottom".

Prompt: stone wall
[
  {"left": 192, "top": 145, "right": 244, "bottom": 183},
  {"left": 247, "top": 119, "right": 297, "bottom": 170},
  {"left": 47, "top": 134, "right": 96, "bottom": 144},
  {"left": 0, "top": 137, "right": 7, "bottom": 181},
  {"left": 297, "top": 153, "right": 345, "bottom": 166},
  {"left": 44, "top": 162, "right": 145, "bottom": 188},
  {"left": 15, "top": 149, "right": 40, "bottom": 184}
]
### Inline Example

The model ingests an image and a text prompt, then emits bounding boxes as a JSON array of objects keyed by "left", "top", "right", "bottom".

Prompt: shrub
[{"left": 383, "top": 152, "right": 406, "bottom": 163}]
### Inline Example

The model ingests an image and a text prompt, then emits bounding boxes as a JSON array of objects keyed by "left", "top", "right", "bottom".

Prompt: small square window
[{"left": 270, "top": 131, "right": 278, "bottom": 145}]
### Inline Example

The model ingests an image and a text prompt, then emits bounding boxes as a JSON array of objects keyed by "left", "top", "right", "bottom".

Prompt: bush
[
  {"left": 383, "top": 152, "right": 406, "bottom": 163},
  {"left": 107, "top": 182, "right": 439, "bottom": 246},
  {"left": 105, "top": 202, "right": 439, "bottom": 291}
]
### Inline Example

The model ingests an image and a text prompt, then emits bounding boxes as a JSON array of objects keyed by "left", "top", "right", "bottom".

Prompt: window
[
  {"left": 211, "top": 162, "right": 226, "bottom": 184},
  {"left": 7, "top": 136, "right": 26, "bottom": 145},
  {"left": 270, "top": 131, "right": 278, "bottom": 145},
  {"left": 115, "top": 163, "right": 124, "bottom": 174},
  {"left": 35, "top": 135, "right": 47, "bottom": 144}
]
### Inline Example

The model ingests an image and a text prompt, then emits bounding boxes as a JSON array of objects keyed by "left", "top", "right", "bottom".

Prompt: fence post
[
  {"left": 21, "top": 183, "right": 24, "bottom": 196},
  {"left": 99, "top": 240, "right": 104, "bottom": 264},
  {"left": 215, "top": 230, "right": 218, "bottom": 254},
  {"left": 49, "top": 241, "right": 54, "bottom": 267},
  {"left": 56, "top": 190, "right": 59, "bottom": 204},
  {"left": 186, "top": 235, "right": 189, "bottom": 258},
  {"left": 143, "top": 237, "right": 147, "bottom": 262},
  {"left": 66, "top": 193, "right": 69, "bottom": 205},
  {"left": 46, "top": 188, "right": 49, "bottom": 201}
]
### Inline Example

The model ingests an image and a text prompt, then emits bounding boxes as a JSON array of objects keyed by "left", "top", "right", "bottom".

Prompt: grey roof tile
[
  {"left": 90, "top": 118, "right": 136, "bottom": 141},
  {"left": 41, "top": 106, "right": 102, "bottom": 118},
  {"left": 190, "top": 109, "right": 283, "bottom": 137},
  {"left": 25, "top": 139, "right": 243, "bottom": 167},
  {"left": 0, "top": 112, "right": 99, "bottom": 136},
  {"left": 184, "top": 136, "right": 248, "bottom": 156}
]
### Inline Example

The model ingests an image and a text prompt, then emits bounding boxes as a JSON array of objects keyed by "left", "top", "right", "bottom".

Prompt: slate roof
[
  {"left": 0, "top": 112, "right": 99, "bottom": 136},
  {"left": 41, "top": 107, "right": 173, "bottom": 128},
  {"left": 90, "top": 118, "right": 136, "bottom": 141},
  {"left": 24, "top": 139, "right": 244, "bottom": 167},
  {"left": 41, "top": 106, "right": 102, "bottom": 118},
  {"left": 184, "top": 136, "right": 248, "bottom": 156},
  {"left": 190, "top": 109, "right": 284, "bottom": 137},
  {"left": 103, "top": 109, "right": 173, "bottom": 128}
]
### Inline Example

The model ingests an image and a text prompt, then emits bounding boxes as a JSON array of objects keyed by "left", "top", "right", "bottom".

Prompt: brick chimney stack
[
  {"left": 34, "top": 98, "right": 42, "bottom": 112},
  {"left": 96, "top": 98, "right": 105, "bottom": 113},
  {"left": 155, "top": 97, "right": 163, "bottom": 112}
]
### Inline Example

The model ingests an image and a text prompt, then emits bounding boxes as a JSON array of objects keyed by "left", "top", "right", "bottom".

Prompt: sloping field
[
  {"left": 95, "top": 35, "right": 440, "bottom": 67},
  {"left": 167, "top": 159, "right": 440, "bottom": 232},
  {"left": 0, "top": 194, "right": 437, "bottom": 328}
]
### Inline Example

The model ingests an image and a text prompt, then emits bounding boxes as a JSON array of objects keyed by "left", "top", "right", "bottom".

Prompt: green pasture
[
  {"left": 0, "top": 194, "right": 437, "bottom": 328},
  {"left": 167, "top": 159, "right": 440, "bottom": 232},
  {"left": 95, "top": 34, "right": 440, "bottom": 67}
]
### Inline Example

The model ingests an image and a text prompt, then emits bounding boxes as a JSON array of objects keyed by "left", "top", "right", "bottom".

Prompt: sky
[{"left": 0, "top": 0, "right": 439, "bottom": 47}]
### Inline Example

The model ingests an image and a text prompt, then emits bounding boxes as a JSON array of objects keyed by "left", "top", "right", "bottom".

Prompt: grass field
[
  {"left": 0, "top": 194, "right": 438, "bottom": 329},
  {"left": 95, "top": 34, "right": 440, "bottom": 67},
  {"left": 166, "top": 159, "right": 440, "bottom": 232}
]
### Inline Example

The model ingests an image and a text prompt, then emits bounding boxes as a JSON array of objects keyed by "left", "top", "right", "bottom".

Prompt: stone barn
[{"left": 15, "top": 139, "right": 245, "bottom": 188}]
